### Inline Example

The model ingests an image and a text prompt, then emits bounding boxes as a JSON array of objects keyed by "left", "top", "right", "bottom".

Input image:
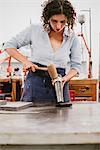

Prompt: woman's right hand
[
  {"left": 52, "top": 76, "right": 62, "bottom": 86},
  {"left": 23, "top": 60, "right": 39, "bottom": 72}
]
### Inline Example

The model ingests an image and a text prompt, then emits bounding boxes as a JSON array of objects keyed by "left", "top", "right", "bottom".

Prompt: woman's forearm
[
  {"left": 62, "top": 69, "right": 78, "bottom": 84},
  {"left": 5, "top": 48, "right": 28, "bottom": 64},
  {"left": 65, "top": 69, "right": 78, "bottom": 81},
  {"left": 5, "top": 48, "right": 39, "bottom": 72}
]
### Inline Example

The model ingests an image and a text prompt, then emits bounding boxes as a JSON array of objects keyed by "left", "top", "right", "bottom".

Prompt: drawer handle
[{"left": 80, "top": 86, "right": 90, "bottom": 93}]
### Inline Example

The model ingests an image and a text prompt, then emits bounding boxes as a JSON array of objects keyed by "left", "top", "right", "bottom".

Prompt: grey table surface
[{"left": 0, "top": 102, "right": 100, "bottom": 145}]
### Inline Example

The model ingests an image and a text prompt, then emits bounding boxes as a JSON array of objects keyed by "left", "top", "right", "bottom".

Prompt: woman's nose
[{"left": 56, "top": 23, "right": 62, "bottom": 29}]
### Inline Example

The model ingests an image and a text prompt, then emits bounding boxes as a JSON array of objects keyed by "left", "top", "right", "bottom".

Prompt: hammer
[
  {"left": 47, "top": 64, "right": 72, "bottom": 107},
  {"left": 47, "top": 64, "right": 64, "bottom": 103}
]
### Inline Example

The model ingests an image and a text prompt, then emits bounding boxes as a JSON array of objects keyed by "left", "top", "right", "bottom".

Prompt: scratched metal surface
[{"left": 0, "top": 102, "right": 100, "bottom": 145}]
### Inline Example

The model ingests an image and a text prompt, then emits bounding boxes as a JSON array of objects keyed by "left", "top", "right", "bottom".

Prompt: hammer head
[{"left": 47, "top": 64, "right": 58, "bottom": 80}]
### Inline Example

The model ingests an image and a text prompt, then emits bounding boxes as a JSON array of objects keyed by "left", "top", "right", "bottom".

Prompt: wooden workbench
[
  {"left": 0, "top": 77, "right": 22, "bottom": 101},
  {"left": 69, "top": 79, "right": 98, "bottom": 101}
]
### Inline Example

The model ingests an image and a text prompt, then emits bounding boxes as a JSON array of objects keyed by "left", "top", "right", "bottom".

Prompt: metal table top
[{"left": 0, "top": 102, "right": 100, "bottom": 145}]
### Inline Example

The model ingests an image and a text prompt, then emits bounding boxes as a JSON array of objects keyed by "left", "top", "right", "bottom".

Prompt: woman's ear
[{"left": 48, "top": 19, "right": 50, "bottom": 24}]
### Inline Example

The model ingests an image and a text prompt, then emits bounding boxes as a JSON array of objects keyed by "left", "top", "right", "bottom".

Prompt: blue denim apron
[{"left": 21, "top": 63, "right": 70, "bottom": 104}]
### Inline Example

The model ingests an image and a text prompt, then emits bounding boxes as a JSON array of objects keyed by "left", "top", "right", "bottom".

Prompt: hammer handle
[{"left": 37, "top": 67, "right": 48, "bottom": 71}]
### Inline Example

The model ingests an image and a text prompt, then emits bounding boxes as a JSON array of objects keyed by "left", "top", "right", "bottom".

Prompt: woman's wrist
[{"left": 64, "top": 75, "right": 70, "bottom": 82}]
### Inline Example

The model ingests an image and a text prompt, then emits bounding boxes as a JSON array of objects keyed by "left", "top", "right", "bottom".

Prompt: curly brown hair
[{"left": 41, "top": 0, "right": 76, "bottom": 31}]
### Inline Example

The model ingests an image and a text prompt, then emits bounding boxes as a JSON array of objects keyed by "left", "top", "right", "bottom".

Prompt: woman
[{"left": 4, "top": 0, "right": 82, "bottom": 105}]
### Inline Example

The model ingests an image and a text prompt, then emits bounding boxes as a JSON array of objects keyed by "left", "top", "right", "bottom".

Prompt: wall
[{"left": 0, "top": 0, "right": 99, "bottom": 79}]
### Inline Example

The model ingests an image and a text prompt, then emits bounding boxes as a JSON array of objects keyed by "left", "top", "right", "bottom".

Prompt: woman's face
[{"left": 49, "top": 14, "right": 67, "bottom": 33}]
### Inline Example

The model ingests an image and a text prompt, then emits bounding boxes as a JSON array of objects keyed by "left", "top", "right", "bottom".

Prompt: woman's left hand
[
  {"left": 52, "top": 76, "right": 67, "bottom": 87},
  {"left": 62, "top": 76, "right": 69, "bottom": 87}
]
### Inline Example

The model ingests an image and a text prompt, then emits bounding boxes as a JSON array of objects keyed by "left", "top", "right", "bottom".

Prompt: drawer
[{"left": 69, "top": 84, "right": 92, "bottom": 96}]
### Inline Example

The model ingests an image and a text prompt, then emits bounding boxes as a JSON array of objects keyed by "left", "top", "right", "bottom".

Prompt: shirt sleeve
[
  {"left": 3, "top": 25, "right": 33, "bottom": 50},
  {"left": 70, "top": 34, "right": 82, "bottom": 74}
]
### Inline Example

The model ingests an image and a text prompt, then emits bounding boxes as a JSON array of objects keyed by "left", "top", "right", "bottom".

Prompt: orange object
[
  {"left": 78, "top": 33, "right": 92, "bottom": 78},
  {"left": 0, "top": 90, "right": 2, "bottom": 94},
  {"left": 69, "top": 90, "right": 75, "bottom": 101}
]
